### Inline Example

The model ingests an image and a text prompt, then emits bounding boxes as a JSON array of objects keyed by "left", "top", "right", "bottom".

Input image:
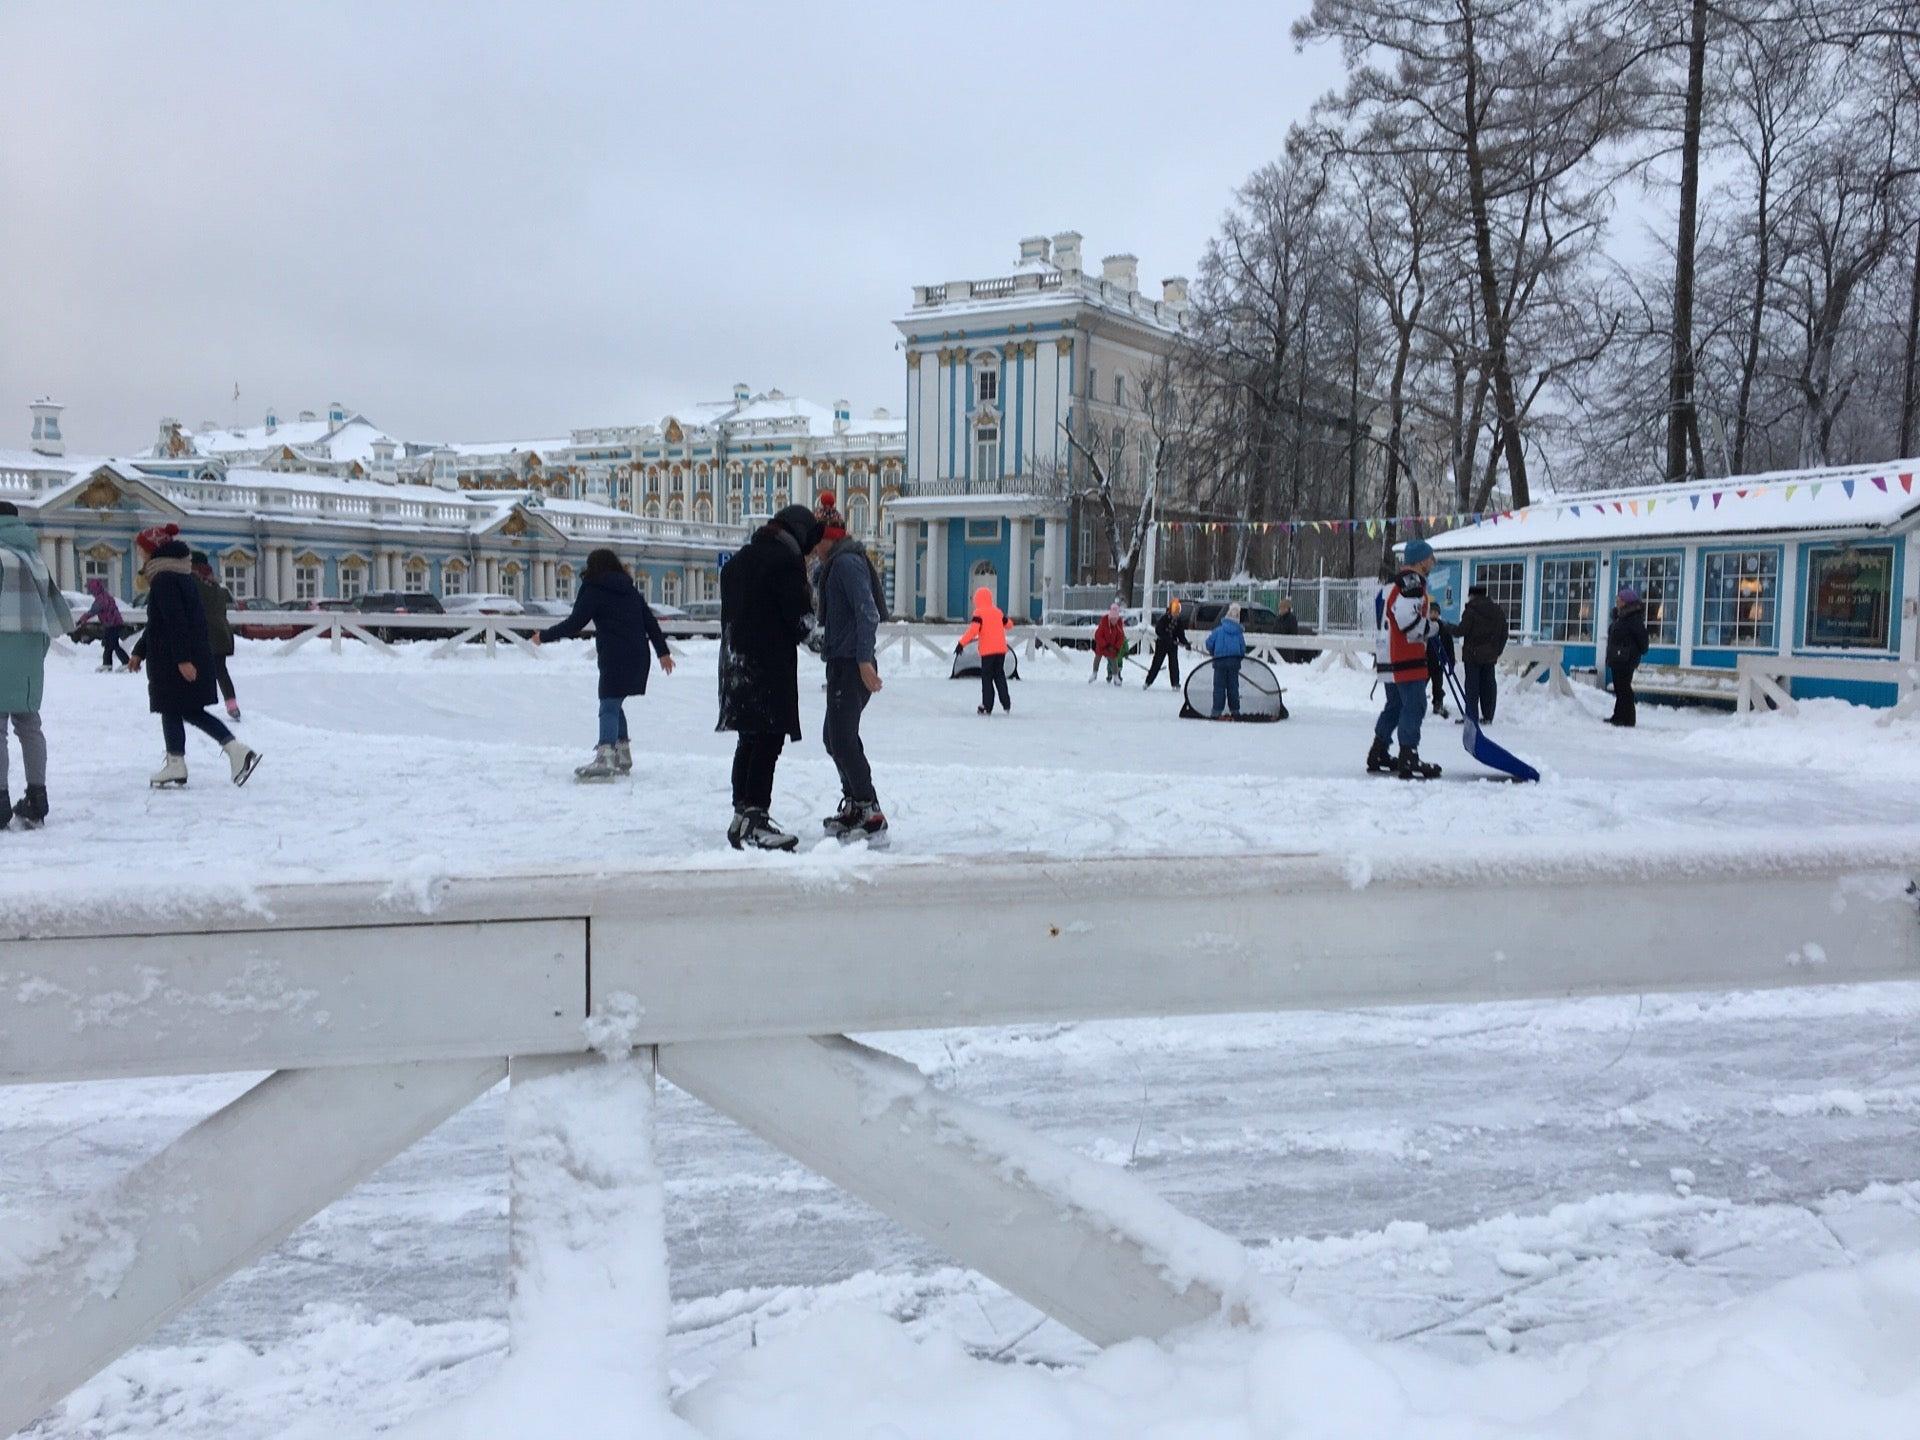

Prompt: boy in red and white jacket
[{"left": 1368, "top": 539, "right": 1443, "bottom": 780}]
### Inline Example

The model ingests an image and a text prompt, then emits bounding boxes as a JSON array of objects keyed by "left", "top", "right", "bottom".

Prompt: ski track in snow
[{"left": 5, "top": 639, "right": 1920, "bottom": 1435}]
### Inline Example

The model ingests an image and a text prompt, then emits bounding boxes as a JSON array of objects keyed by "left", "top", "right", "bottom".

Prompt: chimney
[
  {"left": 1051, "top": 231, "right": 1083, "bottom": 273},
  {"left": 29, "top": 397, "right": 65, "bottom": 457},
  {"left": 328, "top": 400, "right": 346, "bottom": 425},
  {"left": 1161, "top": 276, "right": 1190, "bottom": 309},
  {"left": 833, "top": 399, "right": 850, "bottom": 434},
  {"left": 732, "top": 382, "right": 750, "bottom": 403},
  {"left": 265, "top": 406, "right": 277, "bottom": 434},
  {"left": 1101, "top": 254, "right": 1139, "bottom": 292},
  {"left": 298, "top": 410, "right": 317, "bottom": 423},
  {"left": 1018, "top": 234, "right": 1050, "bottom": 266}
]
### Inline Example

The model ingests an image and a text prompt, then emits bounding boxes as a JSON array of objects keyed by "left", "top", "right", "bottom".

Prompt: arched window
[
  {"left": 441, "top": 560, "right": 467, "bottom": 597},
  {"left": 555, "top": 564, "right": 575, "bottom": 601},
  {"left": 644, "top": 500, "right": 662, "bottom": 520},
  {"left": 848, "top": 494, "right": 870, "bottom": 535},
  {"left": 970, "top": 558, "right": 999, "bottom": 602},
  {"left": 772, "top": 489, "right": 789, "bottom": 510},
  {"left": 667, "top": 496, "right": 684, "bottom": 521},
  {"left": 726, "top": 492, "right": 743, "bottom": 525},
  {"left": 404, "top": 557, "right": 430, "bottom": 594},
  {"left": 499, "top": 562, "right": 522, "bottom": 600},
  {"left": 694, "top": 496, "right": 714, "bottom": 523}
]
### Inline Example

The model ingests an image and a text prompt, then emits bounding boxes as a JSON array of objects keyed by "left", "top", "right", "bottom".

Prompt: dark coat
[
  {"left": 195, "top": 575, "right": 236, "bottom": 657},
  {"left": 1274, "top": 610, "right": 1300, "bottom": 636},
  {"left": 1606, "top": 603, "right": 1650, "bottom": 670},
  {"left": 132, "top": 546, "right": 218, "bottom": 714},
  {"left": 1455, "top": 592, "right": 1510, "bottom": 666},
  {"left": 717, "top": 522, "right": 814, "bottom": 739},
  {"left": 539, "top": 568, "right": 668, "bottom": 699},
  {"left": 1152, "top": 609, "right": 1189, "bottom": 650}
]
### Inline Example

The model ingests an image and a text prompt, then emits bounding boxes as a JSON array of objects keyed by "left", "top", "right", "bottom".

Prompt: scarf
[
  {"left": 0, "top": 520, "right": 74, "bottom": 638},
  {"left": 141, "top": 553, "right": 194, "bottom": 581}
]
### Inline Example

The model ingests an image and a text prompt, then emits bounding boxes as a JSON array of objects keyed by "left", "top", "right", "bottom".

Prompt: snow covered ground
[{"left": 5, "top": 637, "right": 1920, "bottom": 1436}]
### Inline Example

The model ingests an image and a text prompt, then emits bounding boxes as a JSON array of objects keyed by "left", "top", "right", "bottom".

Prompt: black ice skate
[
  {"left": 1365, "top": 737, "right": 1395, "bottom": 775},
  {"left": 738, "top": 808, "right": 799, "bottom": 852},
  {"left": 1395, "top": 747, "right": 1442, "bottom": 781},
  {"left": 12, "top": 784, "right": 49, "bottom": 829},
  {"left": 821, "top": 796, "right": 861, "bottom": 837}
]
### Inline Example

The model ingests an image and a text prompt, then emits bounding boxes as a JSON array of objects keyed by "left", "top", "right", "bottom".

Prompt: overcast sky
[{"left": 0, "top": 1, "right": 1340, "bottom": 454}]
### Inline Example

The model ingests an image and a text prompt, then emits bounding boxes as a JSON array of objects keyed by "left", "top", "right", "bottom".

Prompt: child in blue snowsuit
[{"left": 1205, "top": 604, "right": 1247, "bottom": 718}]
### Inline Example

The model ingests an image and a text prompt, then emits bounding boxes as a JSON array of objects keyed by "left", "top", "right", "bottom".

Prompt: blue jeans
[
  {"left": 1374, "top": 677, "right": 1428, "bottom": 750},
  {"left": 597, "top": 697, "right": 630, "bottom": 747},
  {"left": 1210, "top": 657, "right": 1242, "bottom": 716}
]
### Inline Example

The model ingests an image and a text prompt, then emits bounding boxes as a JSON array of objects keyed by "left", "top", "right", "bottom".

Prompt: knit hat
[
  {"left": 1403, "top": 538, "right": 1435, "bottom": 565},
  {"left": 822, "top": 522, "right": 849, "bottom": 543},
  {"left": 1618, "top": 585, "right": 1642, "bottom": 606},
  {"left": 772, "top": 504, "right": 823, "bottom": 554},
  {"left": 135, "top": 522, "right": 181, "bottom": 555},
  {"left": 815, "top": 490, "right": 837, "bottom": 515}
]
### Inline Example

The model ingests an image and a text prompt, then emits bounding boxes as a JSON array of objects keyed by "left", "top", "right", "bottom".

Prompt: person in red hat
[{"left": 127, "top": 523, "right": 261, "bottom": 788}]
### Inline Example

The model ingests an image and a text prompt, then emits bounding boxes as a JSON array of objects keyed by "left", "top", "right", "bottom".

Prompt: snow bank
[{"left": 681, "top": 1253, "right": 1920, "bottom": 1439}]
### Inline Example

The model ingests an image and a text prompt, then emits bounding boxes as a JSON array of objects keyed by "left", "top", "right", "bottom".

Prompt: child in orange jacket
[{"left": 957, "top": 586, "right": 1013, "bottom": 714}]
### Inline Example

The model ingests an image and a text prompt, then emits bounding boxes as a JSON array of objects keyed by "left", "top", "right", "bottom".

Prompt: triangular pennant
[
  {"left": 1612, "top": 502, "right": 1624, "bottom": 514},
  {"left": 1902, "top": 474, "right": 1914, "bottom": 493},
  {"left": 1628, "top": 500, "right": 1640, "bottom": 515},
  {"left": 1689, "top": 495, "right": 1701, "bottom": 510},
  {"left": 1785, "top": 484, "right": 1798, "bottom": 500},
  {"left": 1711, "top": 492, "right": 1723, "bottom": 508},
  {"left": 1871, "top": 476, "right": 1887, "bottom": 492},
  {"left": 1843, "top": 479, "right": 1856, "bottom": 498},
  {"left": 1811, "top": 482, "right": 1824, "bottom": 498},
  {"left": 1570, "top": 505, "right": 1581, "bottom": 517},
  {"left": 1646, "top": 498, "right": 1658, "bottom": 513}
]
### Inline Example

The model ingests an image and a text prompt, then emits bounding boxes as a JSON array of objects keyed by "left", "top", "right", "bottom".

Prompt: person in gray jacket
[{"left": 813, "top": 519, "right": 887, "bottom": 845}]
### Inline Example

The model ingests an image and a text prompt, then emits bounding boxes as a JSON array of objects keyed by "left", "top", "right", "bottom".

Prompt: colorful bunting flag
[
  {"left": 1871, "top": 476, "right": 1887, "bottom": 492},
  {"left": 1843, "top": 480, "right": 1855, "bottom": 497}
]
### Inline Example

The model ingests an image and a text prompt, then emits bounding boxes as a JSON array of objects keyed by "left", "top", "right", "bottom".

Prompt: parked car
[
  {"left": 651, "top": 602, "right": 687, "bottom": 621},
  {"left": 1047, "top": 607, "right": 1145, "bottom": 650},
  {"left": 519, "top": 598, "right": 573, "bottom": 619},
  {"left": 231, "top": 597, "right": 312, "bottom": 641},
  {"left": 348, "top": 590, "right": 446, "bottom": 641},
  {"left": 1183, "top": 600, "right": 1291, "bottom": 635},
  {"left": 442, "top": 593, "right": 526, "bottom": 617},
  {"left": 679, "top": 599, "right": 722, "bottom": 622}
]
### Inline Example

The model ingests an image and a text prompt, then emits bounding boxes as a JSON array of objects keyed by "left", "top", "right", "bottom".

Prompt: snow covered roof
[
  {"left": 1430, "top": 459, "right": 1920, "bottom": 554},
  {"left": 439, "top": 438, "right": 572, "bottom": 460},
  {"left": 184, "top": 419, "right": 338, "bottom": 454},
  {"left": 313, "top": 418, "right": 402, "bottom": 463}
]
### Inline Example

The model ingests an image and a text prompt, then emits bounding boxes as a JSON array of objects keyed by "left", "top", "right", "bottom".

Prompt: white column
[
  {"left": 1008, "top": 516, "right": 1033, "bottom": 620},
  {"left": 55, "top": 536, "right": 75, "bottom": 589},
  {"left": 892, "top": 519, "right": 918, "bottom": 618},
  {"left": 924, "top": 519, "right": 949, "bottom": 620},
  {"left": 1041, "top": 518, "right": 1064, "bottom": 616},
  {"left": 278, "top": 547, "right": 295, "bottom": 604}
]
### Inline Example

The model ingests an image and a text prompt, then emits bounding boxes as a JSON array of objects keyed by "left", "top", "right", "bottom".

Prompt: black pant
[
  {"left": 101, "top": 626, "right": 131, "bottom": 667},
  {"left": 823, "top": 659, "right": 876, "bottom": 804},
  {"left": 1610, "top": 663, "right": 1638, "bottom": 726},
  {"left": 161, "top": 708, "right": 234, "bottom": 755},
  {"left": 1144, "top": 642, "right": 1181, "bottom": 688},
  {"left": 730, "top": 732, "right": 785, "bottom": 811},
  {"left": 978, "top": 652, "right": 1012, "bottom": 712},
  {"left": 213, "top": 655, "right": 237, "bottom": 703},
  {"left": 1461, "top": 661, "right": 1497, "bottom": 723}
]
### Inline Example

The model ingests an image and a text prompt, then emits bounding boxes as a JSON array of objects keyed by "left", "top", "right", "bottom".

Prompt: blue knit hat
[{"left": 1403, "top": 539, "right": 1435, "bottom": 564}]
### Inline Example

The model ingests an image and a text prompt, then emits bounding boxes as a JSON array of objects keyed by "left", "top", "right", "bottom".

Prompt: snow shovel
[{"left": 1444, "top": 660, "right": 1540, "bottom": 783}]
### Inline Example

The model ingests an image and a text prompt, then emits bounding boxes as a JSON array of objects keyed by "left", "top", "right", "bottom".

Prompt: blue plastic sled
[{"left": 1444, "top": 662, "right": 1540, "bottom": 783}]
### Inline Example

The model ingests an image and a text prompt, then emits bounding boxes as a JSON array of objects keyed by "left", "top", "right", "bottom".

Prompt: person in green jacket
[
  {"left": 191, "top": 551, "right": 241, "bottom": 721},
  {"left": 0, "top": 502, "right": 73, "bottom": 828}
]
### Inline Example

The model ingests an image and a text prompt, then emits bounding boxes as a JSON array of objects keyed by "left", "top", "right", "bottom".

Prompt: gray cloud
[{"left": 0, "top": 0, "right": 1336, "bottom": 452}]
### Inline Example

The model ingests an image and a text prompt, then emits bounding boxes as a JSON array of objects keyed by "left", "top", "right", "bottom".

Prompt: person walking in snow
[
  {"left": 190, "top": 551, "right": 242, "bottom": 722},
  {"left": 78, "top": 577, "right": 131, "bottom": 671},
  {"left": 815, "top": 517, "right": 888, "bottom": 843},
  {"left": 1605, "top": 586, "right": 1650, "bottom": 728},
  {"left": 127, "top": 524, "right": 261, "bottom": 789},
  {"left": 717, "top": 504, "right": 821, "bottom": 850},
  {"left": 1367, "top": 539, "right": 1443, "bottom": 780},
  {"left": 1144, "top": 597, "right": 1189, "bottom": 689},
  {"left": 957, "top": 585, "right": 1013, "bottom": 715},
  {"left": 1453, "top": 584, "right": 1508, "bottom": 724},
  {"left": 1092, "top": 601, "right": 1128, "bottom": 685},
  {"left": 1427, "top": 620, "right": 1457, "bottom": 719},
  {"left": 532, "top": 548, "right": 674, "bottom": 781},
  {"left": 1205, "top": 602, "right": 1247, "bottom": 719},
  {"left": 0, "top": 502, "right": 71, "bottom": 830}
]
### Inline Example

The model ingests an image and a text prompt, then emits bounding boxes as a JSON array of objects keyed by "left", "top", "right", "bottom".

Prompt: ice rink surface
[{"left": 5, "top": 638, "right": 1918, "bottom": 1436}]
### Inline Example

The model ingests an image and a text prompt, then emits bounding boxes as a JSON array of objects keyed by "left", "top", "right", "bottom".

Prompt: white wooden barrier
[
  {"left": 1737, "top": 652, "right": 1920, "bottom": 720},
  {"left": 4, "top": 848, "right": 1918, "bottom": 1436}
]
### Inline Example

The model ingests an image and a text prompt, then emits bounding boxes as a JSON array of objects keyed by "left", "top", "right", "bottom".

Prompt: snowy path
[{"left": 6, "top": 639, "right": 1920, "bottom": 1435}]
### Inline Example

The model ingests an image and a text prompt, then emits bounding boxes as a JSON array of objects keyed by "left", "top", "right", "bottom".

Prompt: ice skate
[
  {"left": 150, "top": 753, "right": 189, "bottom": 789},
  {"left": 614, "top": 740, "right": 633, "bottom": 774},
  {"left": 12, "top": 784, "right": 49, "bottom": 830},
  {"left": 1365, "top": 736, "right": 1395, "bottom": 774},
  {"left": 574, "top": 744, "right": 619, "bottom": 782},
  {"left": 738, "top": 808, "right": 799, "bottom": 852},
  {"left": 977, "top": 704, "right": 991, "bottom": 715},
  {"left": 0, "top": 788, "right": 9, "bottom": 831},
  {"left": 727, "top": 807, "right": 749, "bottom": 849},
  {"left": 1395, "top": 747, "right": 1442, "bottom": 781},
  {"left": 821, "top": 796, "right": 860, "bottom": 837},
  {"left": 843, "top": 801, "right": 889, "bottom": 849},
  {"left": 222, "top": 739, "right": 262, "bottom": 787}
]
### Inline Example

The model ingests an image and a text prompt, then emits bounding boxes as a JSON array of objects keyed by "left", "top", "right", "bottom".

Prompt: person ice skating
[
  {"left": 190, "top": 551, "right": 242, "bottom": 721},
  {"left": 718, "top": 504, "right": 821, "bottom": 850},
  {"left": 958, "top": 586, "right": 1013, "bottom": 715},
  {"left": 532, "top": 548, "right": 674, "bottom": 780},
  {"left": 816, "top": 518, "right": 888, "bottom": 843},
  {"left": 1454, "top": 583, "right": 1508, "bottom": 724},
  {"left": 127, "top": 524, "right": 260, "bottom": 789},
  {"left": 0, "top": 502, "right": 71, "bottom": 830},
  {"left": 1144, "top": 598, "right": 1189, "bottom": 688},
  {"left": 1093, "top": 602, "right": 1127, "bottom": 685},
  {"left": 1367, "top": 539, "right": 1443, "bottom": 780},
  {"left": 78, "top": 577, "right": 130, "bottom": 671},
  {"left": 1274, "top": 597, "right": 1309, "bottom": 664},
  {"left": 1205, "top": 602, "right": 1247, "bottom": 719},
  {"left": 1605, "top": 585, "right": 1650, "bottom": 728},
  {"left": 1427, "top": 620, "right": 1457, "bottom": 719}
]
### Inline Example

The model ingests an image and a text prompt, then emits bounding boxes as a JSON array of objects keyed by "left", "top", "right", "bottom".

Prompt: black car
[
  {"left": 1185, "top": 601, "right": 1289, "bottom": 634},
  {"left": 350, "top": 590, "right": 445, "bottom": 641}
]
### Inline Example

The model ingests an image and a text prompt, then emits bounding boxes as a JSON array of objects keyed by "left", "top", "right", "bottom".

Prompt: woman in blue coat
[
  {"left": 1205, "top": 603, "right": 1247, "bottom": 719},
  {"left": 533, "top": 548, "right": 675, "bottom": 780}
]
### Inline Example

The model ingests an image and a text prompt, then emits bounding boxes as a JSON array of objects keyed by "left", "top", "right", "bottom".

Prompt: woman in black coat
[
  {"left": 1605, "top": 586, "right": 1651, "bottom": 727},
  {"left": 533, "top": 548, "right": 673, "bottom": 780},
  {"left": 717, "top": 505, "right": 820, "bottom": 849},
  {"left": 128, "top": 525, "right": 261, "bottom": 788}
]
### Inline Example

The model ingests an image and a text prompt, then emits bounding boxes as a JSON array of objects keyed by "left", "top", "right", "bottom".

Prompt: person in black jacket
[
  {"left": 126, "top": 524, "right": 261, "bottom": 789},
  {"left": 718, "top": 504, "right": 821, "bottom": 850},
  {"left": 1452, "top": 584, "right": 1509, "bottom": 723},
  {"left": 1427, "top": 623, "right": 1457, "bottom": 718},
  {"left": 533, "top": 548, "right": 674, "bottom": 781},
  {"left": 1273, "top": 598, "right": 1309, "bottom": 663},
  {"left": 1605, "top": 586, "right": 1651, "bottom": 727},
  {"left": 1143, "top": 598, "right": 1189, "bottom": 688}
]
